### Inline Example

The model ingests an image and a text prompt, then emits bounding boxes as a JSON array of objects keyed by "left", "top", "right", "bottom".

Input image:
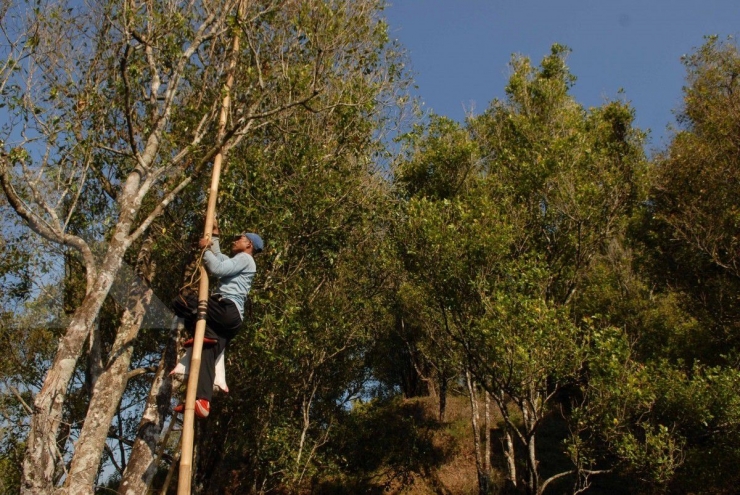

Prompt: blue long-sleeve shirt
[{"left": 203, "top": 237, "right": 256, "bottom": 320}]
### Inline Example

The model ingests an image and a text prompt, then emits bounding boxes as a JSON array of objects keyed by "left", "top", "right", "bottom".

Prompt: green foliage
[
  {"left": 187, "top": 33, "right": 740, "bottom": 495},
  {"left": 646, "top": 36, "right": 740, "bottom": 358},
  {"left": 166, "top": 3, "right": 413, "bottom": 492},
  {"left": 629, "top": 38, "right": 740, "bottom": 490},
  {"left": 395, "top": 115, "right": 481, "bottom": 200},
  {"left": 1, "top": 0, "right": 411, "bottom": 491},
  {"left": 320, "top": 397, "right": 453, "bottom": 492},
  {"left": 388, "top": 44, "right": 681, "bottom": 494},
  {"left": 4, "top": 3, "right": 740, "bottom": 493}
]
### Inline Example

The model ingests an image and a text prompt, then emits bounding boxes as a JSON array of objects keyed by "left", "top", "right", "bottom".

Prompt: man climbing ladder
[{"left": 172, "top": 222, "right": 264, "bottom": 417}]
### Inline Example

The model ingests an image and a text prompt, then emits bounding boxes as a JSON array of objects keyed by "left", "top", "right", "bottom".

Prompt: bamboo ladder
[{"left": 177, "top": 5, "right": 243, "bottom": 493}]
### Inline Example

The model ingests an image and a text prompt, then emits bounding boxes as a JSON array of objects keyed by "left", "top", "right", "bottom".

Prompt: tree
[
  {"left": 652, "top": 36, "right": 740, "bottom": 280},
  {"left": 179, "top": 67, "right": 407, "bottom": 490},
  {"left": 639, "top": 36, "right": 740, "bottom": 492},
  {"left": 0, "top": 1, "right": 405, "bottom": 492}
]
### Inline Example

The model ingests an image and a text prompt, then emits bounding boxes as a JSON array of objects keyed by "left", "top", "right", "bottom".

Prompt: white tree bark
[
  {"left": 1, "top": 5, "right": 231, "bottom": 491},
  {"left": 118, "top": 317, "right": 182, "bottom": 495},
  {"left": 502, "top": 414, "right": 517, "bottom": 490},
  {"left": 59, "top": 241, "right": 156, "bottom": 495},
  {"left": 22, "top": 238, "right": 130, "bottom": 494},
  {"left": 465, "top": 369, "right": 490, "bottom": 495}
]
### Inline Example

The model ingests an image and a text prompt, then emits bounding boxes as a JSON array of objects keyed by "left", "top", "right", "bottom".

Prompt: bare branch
[
  {"left": 62, "top": 151, "right": 93, "bottom": 232},
  {"left": 120, "top": 44, "right": 139, "bottom": 158},
  {"left": 0, "top": 154, "right": 97, "bottom": 284},
  {"left": 234, "top": 91, "right": 321, "bottom": 130},
  {"left": 126, "top": 366, "right": 158, "bottom": 381},
  {"left": 539, "top": 469, "right": 576, "bottom": 493},
  {"left": 103, "top": 443, "right": 125, "bottom": 477},
  {"left": 8, "top": 384, "right": 33, "bottom": 415}
]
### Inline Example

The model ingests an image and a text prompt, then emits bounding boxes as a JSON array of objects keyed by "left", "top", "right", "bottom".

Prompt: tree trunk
[
  {"left": 490, "top": 389, "right": 517, "bottom": 493},
  {"left": 59, "top": 292, "right": 150, "bottom": 494},
  {"left": 484, "top": 391, "right": 491, "bottom": 475},
  {"left": 22, "top": 256, "right": 124, "bottom": 494},
  {"left": 439, "top": 371, "right": 448, "bottom": 422},
  {"left": 118, "top": 318, "right": 181, "bottom": 495},
  {"left": 60, "top": 251, "right": 155, "bottom": 494},
  {"left": 503, "top": 421, "right": 517, "bottom": 492},
  {"left": 22, "top": 298, "right": 104, "bottom": 494},
  {"left": 21, "top": 173, "right": 143, "bottom": 494},
  {"left": 521, "top": 398, "right": 539, "bottom": 495},
  {"left": 466, "top": 369, "right": 490, "bottom": 495},
  {"left": 121, "top": 239, "right": 203, "bottom": 494},
  {"left": 294, "top": 375, "right": 318, "bottom": 486}
]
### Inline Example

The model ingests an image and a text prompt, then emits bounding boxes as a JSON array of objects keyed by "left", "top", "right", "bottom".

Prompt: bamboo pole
[
  {"left": 176, "top": 267, "right": 208, "bottom": 494},
  {"left": 177, "top": 8, "right": 242, "bottom": 494}
]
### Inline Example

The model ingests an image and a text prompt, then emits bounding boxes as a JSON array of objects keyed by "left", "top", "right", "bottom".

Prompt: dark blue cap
[{"left": 243, "top": 233, "right": 264, "bottom": 253}]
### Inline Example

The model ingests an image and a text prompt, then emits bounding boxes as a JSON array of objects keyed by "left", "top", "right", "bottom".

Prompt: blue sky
[{"left": 383, "top": 0, "right": 740, "bottom": 152}]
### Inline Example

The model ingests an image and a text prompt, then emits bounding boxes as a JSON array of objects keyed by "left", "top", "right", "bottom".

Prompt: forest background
[{"left": 2, "top": 1, "right": 740, "bottom": 494}]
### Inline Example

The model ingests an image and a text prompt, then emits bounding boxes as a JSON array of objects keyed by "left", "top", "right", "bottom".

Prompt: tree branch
[
  {"left": 539, "top": 469, "right": 576, "bottom": 494},
  {"left": 120, "top": 43, "right": 138, "bottom": 159},
  {"left": 0, "top": 154, "right": 98, "bottom": 284},
  {"left": 62, "top": 152, "right": 93, "bottom": 232},
  {"left": 126, "top": 366, "right": 158, "bottom": 381},
  {"left": 8, "top": 384, "right": 33, "bottom": 415}
]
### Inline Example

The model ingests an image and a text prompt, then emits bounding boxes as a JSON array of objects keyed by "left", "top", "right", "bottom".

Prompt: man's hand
[{"left": 198, "top": 237, "right": 212, "bottom": 249}]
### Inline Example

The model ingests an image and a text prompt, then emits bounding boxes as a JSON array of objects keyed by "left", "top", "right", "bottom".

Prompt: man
[{"left": 172, "top": 223, "right": 263, "bottom": 418}]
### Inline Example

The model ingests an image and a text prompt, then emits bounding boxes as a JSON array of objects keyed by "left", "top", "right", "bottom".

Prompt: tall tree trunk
[
  {"left": 521, "top": 395, "right": 539, "bottom": 495},
  {"left": 294, "top": 373, "right": 318, "bottom": 486},
  {"left": 60, "top": 240, "right": 156, "bottom": 494},
  {"left": 22, "top": 174, "right": 143, "bottom": 494},
  {"left": 484, "top": 391, "right": 491, "bottom": 476},
  {"left": 486, "top": 387, "right": 525, "bottom": 493},
  {"left": 22, "top": 247, "right": 129, "bottom": 494},
  {"left": 503, "top": 419, "right": 517, "bottom": 492},
  {"left": 490, "top": 388, "right": 517, "bottom": 493},
  {"left": 121, "top": 239, "right": 202, "bottom": 494}
]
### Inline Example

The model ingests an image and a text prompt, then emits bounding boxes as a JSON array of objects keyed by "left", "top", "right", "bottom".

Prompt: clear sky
[{"left": 383, "top": 0, "right": 740, "bottom": 152}]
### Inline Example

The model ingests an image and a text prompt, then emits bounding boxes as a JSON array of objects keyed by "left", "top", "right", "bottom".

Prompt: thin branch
[
  {"left": 62, "top": 151, "right": 93, "bottom": 231},
  {"left": 103, "top": 443, "right": 125, "bottom": 477},
  {"left": 234, "top": 90, "right": 320, "bottom": 128},
  {"left": 126, "top": 366, "right": 158, "bottom": 381},
  {"left": 117, "top": 409, "right": 127, "bottom": 471},
  {"left": 120, "top": 43, "right": 138, "bottom": 158},
  {"left": 0, "top": 154, "right": 98, "bottom": 284},
  {"left": 8, "top": 384, "right": 33, "bottom": 414},
  {"left": 133, "top": 6, "right": 224, "bottom": 172},
  {"left": 244, "top": 26, "right": 265, "bottom": 89},
  {"left": 539, "top": 469, "right": 575, "bottom": 493},
  {"left": 126, "top": 164, "right": 202, "bottom": 243},
  {"left": 1, "top": 157, "right": 60, "bottom": 239},
  {"left": 22, "top": 159, "right": 66, "bottom": 233}
]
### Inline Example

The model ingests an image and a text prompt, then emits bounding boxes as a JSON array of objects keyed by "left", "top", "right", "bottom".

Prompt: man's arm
[
  {"left": 198, "top": 222, "right": 228, "bottom": 259},
  {"left": 203, "top": 251, "right": 253, "bottom": 278},
  {"left": 209, "top": 237, "right": 228, "bottom": 259}
]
